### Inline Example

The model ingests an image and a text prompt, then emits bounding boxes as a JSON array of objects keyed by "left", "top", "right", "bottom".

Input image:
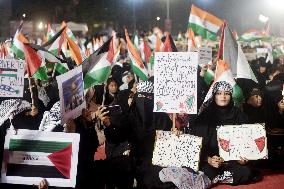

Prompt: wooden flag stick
[{"left": 28, "top": 77, "right": 35, "bottom": 106}]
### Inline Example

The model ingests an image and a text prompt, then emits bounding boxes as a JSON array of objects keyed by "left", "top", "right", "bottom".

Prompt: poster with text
[
  {"left": 0, "top": 59, "right": 24, "bottom": 97},
  {"left": 217, "top": 124, "right": 267, "bottom": 161},
  {"left": 154, "top": 52, "right": 198, "bottom": 114},
  {"left": 56, "top": 65, "right": 86, "bottom": 124},
  {"left": 198, "top": 47, "right": 212, "bottom": 66},
  {"left": 1, "top": 129, "right": 80, "bottom": 188}
]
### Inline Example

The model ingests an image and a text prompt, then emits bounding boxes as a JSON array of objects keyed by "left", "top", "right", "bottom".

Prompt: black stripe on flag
[{"left": 6, "top": 164, "right": 68, "bottom": 179}]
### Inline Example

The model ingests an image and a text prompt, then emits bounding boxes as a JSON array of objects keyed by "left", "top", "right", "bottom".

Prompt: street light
[
  {"left": 156, "top": 16, "right": 161, "bottom": 21},
  {"left": 38, "top": 22, "right": 44, "bottom": 30}
]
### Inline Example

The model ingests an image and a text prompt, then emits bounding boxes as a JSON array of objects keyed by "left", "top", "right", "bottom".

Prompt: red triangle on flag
[
  {"left": 47, "top": 144, "right": 72, "bottom": 179},
  {"left": 254, "top": 136, "right": 265, "bottom": 153},
  {"left": 219, "top": 138, "right": 230, "bottom": 152}
]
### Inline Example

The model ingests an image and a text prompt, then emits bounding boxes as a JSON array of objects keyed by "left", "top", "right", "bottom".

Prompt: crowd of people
[{"left": 0, "top": 27, "right": 284, "bottom": 189}]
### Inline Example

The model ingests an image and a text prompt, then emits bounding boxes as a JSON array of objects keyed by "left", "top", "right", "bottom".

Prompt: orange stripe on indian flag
[
  {"left": 125, "top": 29, "right": 145, "bottom": 69},
  {"left": 214, "top": 59, "right": 230, "bottom": 81},
  {"left": 190, "top": 4, "right": 223, "bottom": 27}
]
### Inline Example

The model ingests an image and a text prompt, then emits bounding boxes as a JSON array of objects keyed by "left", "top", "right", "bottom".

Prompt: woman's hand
[
  {"left": 238, "top": 157, "right": 249, "bottom": 165},
  {"left": 278, "top": 100, "right": 284, "bottom": 114},
  {"left": 97, "top": 106, "right": 111, "bottom": 127},
  {"left": 208, "top": 156, "right": 224, "bottom": 168},
  {"left": 25, "top": 105, "right": 38, "bottom": 117}
]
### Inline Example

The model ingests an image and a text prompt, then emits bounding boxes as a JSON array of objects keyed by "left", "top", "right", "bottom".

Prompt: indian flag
[
  {"left": 83, "top": 37, "right": 114, "bottom": 89},
  {"left": 11, "top": 21, "right": 26, "bottom": 60},
  {"left": 6, "top": 139, "right": 72, "bottom": 179},
  {"left": 125, "top": 29, "right": 149, "bottom": 81},
  {"left": 188, "top": 4, "right": 223, "bottom": 41},
  {"left": 46, "top": 23, "right": 55, "bottom": 41}
]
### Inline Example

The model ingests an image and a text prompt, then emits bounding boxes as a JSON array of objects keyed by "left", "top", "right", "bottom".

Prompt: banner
[
  {"left": 1, "top": 129, "right": 80, "bottom": 187},
  {"left": 0, "top": 59, "right": 24, "bottom": 97},
  {"left": 152, "top": 130, "right": 202, "bottom": 171},
  {"left": 217, "top": 124, "right": 267, "bottom": 161},
  {"left": 154, "top": 52, "right": 198, "bottom": 114},
  {"left": 56, "top": 65, "right": 86, "bottom": 124}
]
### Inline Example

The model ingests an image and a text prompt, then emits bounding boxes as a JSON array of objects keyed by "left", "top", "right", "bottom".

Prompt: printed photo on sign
[
  {"left": 217, "top": 123, "right": 267, "bottom": 161},
  {"left": 0, "top": 59, "right": 24, "bottom": 98},
  {"left": 62, "top": 73, "right": 84, "bottom": 112},
  {"left": 154, "top": 52, "right": 198, "bottom": 114},
  {"left": 57, "top": 65, "right": 86, "bottom": 124},
  {"left": 1, "top": 129, "right": 80, "bottom": 188}
]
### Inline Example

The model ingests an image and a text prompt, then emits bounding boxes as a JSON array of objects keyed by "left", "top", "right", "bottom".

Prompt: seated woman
[{"left": 190, "top": 81, "right": 257, "bottom": 186}]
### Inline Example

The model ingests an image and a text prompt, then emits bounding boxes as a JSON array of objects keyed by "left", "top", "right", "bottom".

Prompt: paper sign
[
  {"left": 154, "top": 52, "right": 198, "bottom": 114},
  {"left": 198, "top": 47, "right": 212, "bottom": 65},
  {"left": 152, "top": 130, "right": 202, "bottom": 171},
  {"left": 0, "top": 59, "right": 24, "bottom": 97},
  {"left": 217, "top": 124, "right": 267, "bottom": 161},
  {"left": 1, "top": 129, "right": 80, "bottom": 187},
  {"left": 56, "top": 65, "right": 86, "bottom": 124}
]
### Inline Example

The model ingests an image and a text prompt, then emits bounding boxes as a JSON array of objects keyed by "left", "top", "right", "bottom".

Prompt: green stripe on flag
[
  {"left": 33, "top": 66, "right": 48, "bottom": 80},
  {"left": 84, "top": 66, "right": 111, "bottom": 89},
  {"left": 0, "top": 74, "right": 17, "bottom": 77},
  {"left": 188, "top": 23, "right": 217, "bottom": 41},
  {"left": 233, "top": 84, "right": 244, "bottom": 107},
  {"left": 9, "top": 139, "right": 71, "bottom": 153},
  {"left": 131, "top": 63, "right": 148, "bottom": 81},
  {"left": 11, "top": 45, "right": 25, "bottom": 60}
]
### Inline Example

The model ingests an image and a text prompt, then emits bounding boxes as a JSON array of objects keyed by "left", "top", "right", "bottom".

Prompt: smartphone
[{"left": 105, "top": 105, "right": 122, "bottom": 116}]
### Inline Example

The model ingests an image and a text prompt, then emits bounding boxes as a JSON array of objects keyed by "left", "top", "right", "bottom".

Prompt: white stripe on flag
[
  {"left": 8, "top": 151, "right": 53, "bottom": 166},
  {"left": 189, "top": 14, "right": 220, "bottom": 33}
]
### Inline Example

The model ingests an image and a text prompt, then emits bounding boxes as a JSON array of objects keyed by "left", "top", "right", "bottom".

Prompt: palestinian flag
[
  {"left": 218, "top": 22, "right": 258, "bottom": 82},
  {"left": 6, "top": 139, "right": 72, "bottom": 179},
  {"left": 238, "top": 29, "right": 271, "bottom": 42},
  {"left": 11, "top": 21, "right": 27, "bottom": 60},
  {"left": 83, "top": 37, "right": 114, "bottom": 89},
  {"left": 61, "top": 21, "right": 77, "bottom": 43},
  {"left": 163, "top": 34, "right": 178, "bottom": 52},
  {"left": 125, "top": 29, "right": 149, "bottom": 81},
  {"left": 188, "top": 4, "right": 223, "bottom": 41}
]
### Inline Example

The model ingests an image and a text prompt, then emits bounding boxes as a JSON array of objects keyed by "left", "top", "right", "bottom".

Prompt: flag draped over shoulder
[
  {"left": 83, "top": 37, "right": 114, "bottom": 89},
  {"left": 188, "top": 4, "right": 223, "bottom": 41},
  {"left": 125, "top": 29, "right": 149, "bottom": 81}
]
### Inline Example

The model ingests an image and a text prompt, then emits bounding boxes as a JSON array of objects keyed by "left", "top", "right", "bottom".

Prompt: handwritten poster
[
  {"left": 57, "top": 65, "right": 86, "bottom": 124},
  {"left": 0, "top": 59, "right": 24, "bottom": 97},
  {"left": 152, "top": 130, "right": 202, "bottom": 171},
  {"left": 1, "top": 129, "right": 80, "bottom": 187},
  {"left": 217, "top": 124, "right": 267, "bottom": 161},
  {"left": 154, "top": 52, "right": 198, "bottom": 114}
]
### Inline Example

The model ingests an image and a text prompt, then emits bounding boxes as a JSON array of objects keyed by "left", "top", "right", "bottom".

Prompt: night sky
[{"left": 10, "top": 0, "right": 284, "bottom": 35}]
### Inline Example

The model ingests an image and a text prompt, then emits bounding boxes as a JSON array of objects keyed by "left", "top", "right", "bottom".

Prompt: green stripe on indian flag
[
  {"left": 9, "top": 139, "right": 71, "bottom": 153},
  {"left": 188, "top": 23, "right": 218, "bottom": 41},
  {"left": 8, "top": 151, "right": 53, "bottom": 166}
]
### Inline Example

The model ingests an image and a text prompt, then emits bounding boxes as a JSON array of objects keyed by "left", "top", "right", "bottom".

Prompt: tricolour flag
[
  {"left": 125, "top": 29, "right": 149, "bottom": 81},
  {"left": 83, "top": 37, "right": 114, "bottom": 89},
  {"left": 7, "top": 139, "right": 72, "bottom": 179},
  {"left": 188, "top": 4, "right": 223, "bottom": 41},
  {"left": 11, "top": 21, "right": 26, "bottom": 60},
  {"left": 187, "top": 28, "right": 196, "bottom": 52},
  {"left": 46, "top": 23, "right": 55, "bottom": 41}
]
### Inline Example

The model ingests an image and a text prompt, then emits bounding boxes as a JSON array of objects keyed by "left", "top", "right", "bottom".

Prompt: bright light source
[
  {"left": 156, "top": 16, "right": 160, "bottom": 21},
  {"left": 259, "top": 14, "right": 269, "bottom": 23},
  {"left": 38, "top": 22, "right": 43, "bottom": 30},
  {"left": 268, "top": 0, "right": 284, "bottom": 10},
  {"left": 22, "top": 13, "right": 26, "bottom": 18}
]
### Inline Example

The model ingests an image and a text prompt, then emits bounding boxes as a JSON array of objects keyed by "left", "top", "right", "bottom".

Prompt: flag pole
[{"left": 28, "top": 77, "right": 35, "bottom": 106}]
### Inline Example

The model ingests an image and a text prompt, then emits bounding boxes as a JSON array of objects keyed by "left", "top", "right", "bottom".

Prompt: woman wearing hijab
[{"left": 190, "top": 81, "right": 256, "bottom": 186}]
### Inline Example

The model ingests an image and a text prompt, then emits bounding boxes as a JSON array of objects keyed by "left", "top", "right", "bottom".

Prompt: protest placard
[
  {"left": 154, "top": 52, "right": 198, "bottom": 114},
  {"left": 1, "top": 129, "right": 80, "bottom": 187},
  {"left": 56, "top": 65, "right": 86, "bottom": 124},
  {"left": 217, "top": 123, "right": 267, "bottom": 161},
  {"left": 0, "top": 59, "right": 24, "bottom": 97}
]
